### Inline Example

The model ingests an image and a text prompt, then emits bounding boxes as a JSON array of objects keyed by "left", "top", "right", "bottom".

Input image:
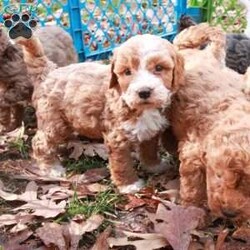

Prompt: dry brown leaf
[
  {"left": 36, "top": 222, "right": 67, "bottom": 250},
  {"left": 91, "top": 226, "right": 112, "bottom": 250},
  {"left": 148, "top": 201, "right": 205, "bottom": 250},
  {"left": 3, "top": 229, "right": 33, "bottom": 250},
  {"left": 68, "top": 214, "right": 104, "bottom": 250},
  {"left": 68, "top": 141, "right": 108, "bottom": 160},
  {"left": 215, "top": 229, "right": 229, "bottom": 250},
  {"left": 124, "top": 195, "right": 146, "bottom": 211},
  {"left": 10, "top": 223, "right": 28, "bottom": 233},
  {"left": 68, "top": 167, "right": 109, "bottom": 184},
  {"left": 232, "top": 225, "right": 250, "bottom": 243},
  {"left": 108, "top": 231, "right": 168, "bottom": 250},
  {"left": 13, "top": 199, "right": 66, "bottom": 218},
  {"left": 86, "top": 183, "right": 109, "bottom": 193},
  {"left": 0, "top": 212, "right": 34, "bottom": 228},
  {"left": 40, "top": 185, "right": 74, "bottom": 201},
  {"left": 0, "top": 181, "right": 38, "bottom": 202}
]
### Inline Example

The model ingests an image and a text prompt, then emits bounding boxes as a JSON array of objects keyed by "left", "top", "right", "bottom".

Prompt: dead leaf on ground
[
  {"left": 148, "top": 201, "right": 205, "bottom": 250},
  {"left": 114, "top": 208, "right": 153, "bottom": 234},
  {"left": 13, "top": 199, "right": 66, "bottom": 218},
  {"left": 108, "top": 231, "right": 168, "bottom": 250},
  {"left": 68, "top": 141, "right": 108, "bottom": 160},
  {"left": 0, "top": 212, "right": 34, "bottom": 227},
  {"left": 3, "top": 229, "right": 33, "bottom": 250},
  {"left": 215, "top": 229, "right": 229, "bottom": 250},
  {"left": 68, "top": 167, "right": 109, "bottom": 184},
  {"left": 124, "top": 195, "right": 146, "bottom": 211},
  {"left": 36, "top": 222, "right": 67, "bottom": 250},
  {"left": 67, "top": 214, "right": 104, "bottom": 250},
  {"left": 91, "top": 226, "right": 112, "bottom": 250},
  {"left": 0, "top": 181, "right": 38, "bottom": 202},
  {"left": 40, "top": 185, "right": 74, "bottom": 201},
  {"left": 232, "top": 225, "right": 250, "bottom": 243}
]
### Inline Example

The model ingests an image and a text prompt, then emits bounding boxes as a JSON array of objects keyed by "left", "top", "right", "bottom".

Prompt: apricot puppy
[{"left": 21, "top": 34, "right": 184, "bottom": 193}]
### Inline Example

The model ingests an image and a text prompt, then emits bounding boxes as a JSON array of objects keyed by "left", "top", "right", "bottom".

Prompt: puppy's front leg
[
  {"left": 140, "top": 135, "right": 172, "bottom": 174},
  {"left": 104, "top": 133, "right": 144, "bottom": 194}
]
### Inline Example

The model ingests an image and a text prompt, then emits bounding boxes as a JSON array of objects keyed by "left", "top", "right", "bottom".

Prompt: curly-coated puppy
[
  {"left": 165, "top": 23, "right": 250, "bottom": 220},
  {"left": 178, "top": 14, "right": 250, "bottom": 74},
  {"left": 35, "top": 26, "right": 78, "bottom": 66},
  {"left": 0, "top": 26, "right": 77, "bottom": 133},
  {"left": 0, "top": 28, "right": 33, "bottom": 132},
  {"left": 20, "top": 34, "right": 184, "bottom": 193}
]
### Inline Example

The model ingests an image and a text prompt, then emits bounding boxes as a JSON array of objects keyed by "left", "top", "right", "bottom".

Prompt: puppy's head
[
  {"left": 109, "top": 34, "right": 184, "bottom": 110},
  {"left": 204, "top": 139, "right": 250, "bottom": 220}
]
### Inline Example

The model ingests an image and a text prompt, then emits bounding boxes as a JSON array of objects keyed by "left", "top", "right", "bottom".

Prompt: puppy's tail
[
  {"left": 173, "top": 23, "right": 226, "bottom": 64},
  {"left": 17, "top": 36, "right": 57, "bottom": 87}
]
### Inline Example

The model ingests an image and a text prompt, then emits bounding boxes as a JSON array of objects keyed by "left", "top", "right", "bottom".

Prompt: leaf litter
[{"left": 1, "top": 133, "right": 250, "bottom": 249}]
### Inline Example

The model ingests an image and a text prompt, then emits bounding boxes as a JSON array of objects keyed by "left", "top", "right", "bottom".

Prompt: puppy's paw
[
  {"left": 143, "top": 160, "right": 173, "bottom": 174},
  {"left": 118, "top": 179, "right": 145, "bottom": 194}
]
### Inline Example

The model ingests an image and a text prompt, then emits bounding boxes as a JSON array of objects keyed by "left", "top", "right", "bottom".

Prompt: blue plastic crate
[{"left": 0, "top": 0, "right": 202, "bottom": 62}]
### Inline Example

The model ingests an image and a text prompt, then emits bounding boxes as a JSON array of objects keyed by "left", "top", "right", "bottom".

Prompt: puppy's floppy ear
[
  {"left": 172, "top": 51, "right": 185, "bottom": 91},
  {"left": 109, "top": 60, "right": 119, "bottom": 88}
]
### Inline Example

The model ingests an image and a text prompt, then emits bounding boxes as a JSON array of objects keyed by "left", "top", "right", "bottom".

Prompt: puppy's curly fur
[
  {"left": 0, "top": 28, "right": 32, "bottom": 132},
  {"left": 0, "top": 26, "right": 77, "bottom": 132},
  {"left": 20, "top": 34, "right": 184, "bottom": 193},
  {"left": 34, "top": 26, "right": 77, "bottom": 67},
  {"left": 165, "top": 23, "right": 250, "bottom": 220},
  {"left": 179, "top": 15, "right": 250, "bottom": 74}
]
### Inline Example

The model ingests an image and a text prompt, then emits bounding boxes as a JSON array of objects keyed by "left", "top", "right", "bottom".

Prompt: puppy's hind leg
[
  {"left": 32, "top": 114, "right": 71, "bottom": 177},
  {"left": 179, "top": 140, "right": 207, "bottom": 208}
]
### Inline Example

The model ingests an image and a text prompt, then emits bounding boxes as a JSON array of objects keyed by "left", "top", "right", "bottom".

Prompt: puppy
[
  {"left": 0, "top": 28, "right": 33, "bottom": 133},
  {"left": 19, "top": 34, "right": 184, "bottom": 193},
  {"left": 0, "top": 26, "right": 77, "bottom": 133},
  {"left": 165, "top": 23, "right": 250, "bottom": 220},
  {"left": 178, "top": 14, "right": 250, "bottom": 75}
]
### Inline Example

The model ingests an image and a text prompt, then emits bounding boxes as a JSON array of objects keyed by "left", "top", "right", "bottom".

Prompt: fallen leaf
[
  {"left": 13, "top": 200, "right": 66, "bottom": 218},
  {"left": 108, "top": 231, "right": 168, "bottom": 250},
  {"left": 69, "top": 167, "right": 109, "bottom": 184},
  {"left": 124, "top": 195, "right": 146, "bottom": 211},
  {"left": 0, "top": 181, "right": 38, "bottom": 202},
  {"left": 10, "top": 223, "right": 28, "bottom": 233},
  {"left": 91, "top": 226, "right": 112, "bottom": 250},
  {"left": 68, "top": 214, "right": 104, "bottom": 250},
  {"left": 148, "top": 201, "right": 205, "bottom": 250},
  {"left": 3, "top": 229, "right": 33, "bottom": 250},
  {"left": 215, "top": 229, "right": 229, "bottom": 250},
  {"left": 68, "top": 141, "right": 108, "bottom": 160},
  {"left": 86, "top": 183, "right": 109, "bottom": 193},
  {"left": 36, "top": 222, "right": 67, "bottom": 250},
  {"left": 232, "top": 225, "right": 250, "bottom": 243},
  {"left": 40, "top": 185, "right": 74, "bottom": 201},
  {"left": 0, "top": 212, "right": 34, "bottom": 228}
]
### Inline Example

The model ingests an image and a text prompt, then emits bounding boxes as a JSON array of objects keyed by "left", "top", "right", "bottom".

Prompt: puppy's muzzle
[{"left": 138, "top": 87, "right": 152, "bottom": 99}]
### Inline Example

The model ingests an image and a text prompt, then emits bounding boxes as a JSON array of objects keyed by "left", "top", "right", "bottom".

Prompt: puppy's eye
[
  {"left": 124, "top": 68, "right": 132, "bottom": 76},
  {"left": 155, "top": 65, "right": 163, "bottom": 72}
]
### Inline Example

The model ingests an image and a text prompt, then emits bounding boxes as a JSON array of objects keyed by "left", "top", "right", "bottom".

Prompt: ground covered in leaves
[{"left": 0, "top": 126, "right": 250, "bottom": 250}]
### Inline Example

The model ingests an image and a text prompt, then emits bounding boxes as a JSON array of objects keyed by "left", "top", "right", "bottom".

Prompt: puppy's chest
[{"left": 121, "top": 109, "right": 168, "bottom": 142}]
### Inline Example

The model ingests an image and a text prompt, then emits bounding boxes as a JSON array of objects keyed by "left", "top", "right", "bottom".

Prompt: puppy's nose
[
  {"left": 221, "top": 208, "right": 238, "bottom": 218},
  {"left": 138, "top": 88, "right": 151, "bottom": 99}
]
